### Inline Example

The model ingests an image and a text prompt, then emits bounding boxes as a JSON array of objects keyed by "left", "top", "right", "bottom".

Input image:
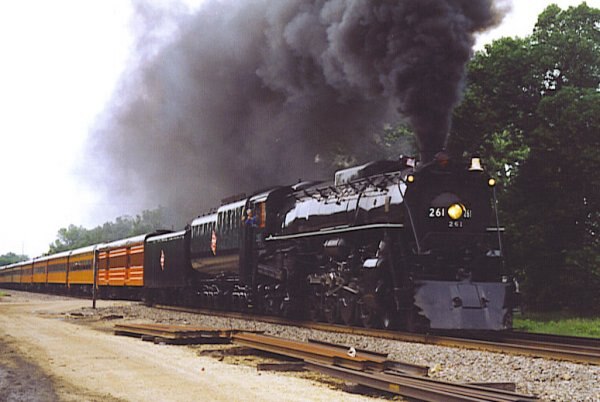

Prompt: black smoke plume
[{"left": 87, "top": 0, "right": 505, "bottom": 223}]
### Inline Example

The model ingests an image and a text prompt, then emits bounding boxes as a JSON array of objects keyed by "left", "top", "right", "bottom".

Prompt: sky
[{"left": 0, "top": 0, "right": 596, "bottom": 258}]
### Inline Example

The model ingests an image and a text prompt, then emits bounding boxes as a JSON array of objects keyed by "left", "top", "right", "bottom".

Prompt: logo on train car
[
  {"left": 211, "top": 230, "right": 217, "bottom": 256},
  {"left": 160, "top": 250, "right": 165, "bottom": 271}
]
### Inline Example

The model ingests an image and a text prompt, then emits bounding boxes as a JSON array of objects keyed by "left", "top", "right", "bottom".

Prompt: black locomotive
[{"left": 144, "top": 153, "right": 518, "bottom": 331}]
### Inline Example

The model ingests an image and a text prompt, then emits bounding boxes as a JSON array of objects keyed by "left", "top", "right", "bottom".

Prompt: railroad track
[
  {"left": 154, "top": 304, "right": 600, "bottom": 365},
  {"left": 459, "top": 331, "right": 600, "bottom": 365}
]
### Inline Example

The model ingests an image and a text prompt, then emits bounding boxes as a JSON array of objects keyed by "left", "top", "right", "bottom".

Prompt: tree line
[
  {"left": 448, "top": 3, "right": 599, "bottom": 313},
  {"left": 1, "top": 208, "right": 168, "bottom": 264},
  {"left": 47, "top": 208, "right": 168, "bottom": 254}
]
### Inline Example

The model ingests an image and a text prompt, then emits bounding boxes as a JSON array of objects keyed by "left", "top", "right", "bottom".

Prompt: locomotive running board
[{"left": 265, "top": 223, "right": 404, "bottom": 241}]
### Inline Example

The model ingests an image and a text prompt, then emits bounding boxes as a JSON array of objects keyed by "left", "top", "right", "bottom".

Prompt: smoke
[{"left": 87, "top": 0, "right": 506, "bottom": 223}]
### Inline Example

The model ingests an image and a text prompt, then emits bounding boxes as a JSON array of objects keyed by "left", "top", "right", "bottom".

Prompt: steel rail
[
  {"left": 306, "top": 362, "right": 536, "bottom": 402},
  {"left": 153, "top": 304, "right": 600, "bottom": 365},
  {"left": 498, "top": 331, "right": 600, "bottom": 349},
  {"left": 231, "top": 332, "right": 429, "bottom": 376},
  {"left": 230, "top": 333, "right": 537, "bottom": 402}
]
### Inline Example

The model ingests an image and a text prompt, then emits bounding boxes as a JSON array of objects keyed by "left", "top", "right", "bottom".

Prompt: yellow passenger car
[
  {"left": 32, "top": 257, "right": 48, "bottom": 286},
  {"left": 46, "top": 251, "right": 70, "bottom": 287},
  {"left": 19, "top": 260, "right": 34, "bottom": 285},
  {"left": 67, "top": 245, "right": 96, "bottom": 289},
  {"left": 0, "top": 263, "right": 19, "bottom": 286}
]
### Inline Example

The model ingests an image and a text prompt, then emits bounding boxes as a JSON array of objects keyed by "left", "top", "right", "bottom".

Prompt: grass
[{"left": 514, "top": 311, "right": 600, "bottom": 338}]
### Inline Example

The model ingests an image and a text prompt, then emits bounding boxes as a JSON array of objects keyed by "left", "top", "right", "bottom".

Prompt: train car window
[{"left": 237, "top": 207, "right": 243, "bottom": 228}]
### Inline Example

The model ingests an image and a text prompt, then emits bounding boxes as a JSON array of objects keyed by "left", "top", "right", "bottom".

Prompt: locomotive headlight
[
  {"left": 407, "top": 174, "right": 415, "bottom": 183},
  {"left": 447, "top": 203, "right": 465, "bottom": 220},
  {"left": 488, "top": 178, "right": 496, "bottom": 187}
]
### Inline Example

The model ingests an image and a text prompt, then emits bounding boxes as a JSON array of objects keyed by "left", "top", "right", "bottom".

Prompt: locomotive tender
[{"left": 0, "top": 153, "right": 518, "bottom": 331}]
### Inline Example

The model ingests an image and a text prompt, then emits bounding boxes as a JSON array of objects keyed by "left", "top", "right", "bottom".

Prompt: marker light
[
  {"left": 407, "top": 174, "right": 415, "bottom": 183},
  {"left": 448, "top": 203, "right": 465, "bottom": 220},
  {"left": 488, "top": 178, "right": 496, "bottom": 187}
]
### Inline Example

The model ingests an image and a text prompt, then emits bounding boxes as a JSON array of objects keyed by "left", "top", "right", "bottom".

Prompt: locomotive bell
[{"left": 469, "top": 157, "right": 484, "bottom": 171}]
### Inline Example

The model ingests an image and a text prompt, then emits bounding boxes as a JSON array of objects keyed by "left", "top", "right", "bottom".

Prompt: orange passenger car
[{"left": 97, "top": 234, "right": 148, "bottom": 295}]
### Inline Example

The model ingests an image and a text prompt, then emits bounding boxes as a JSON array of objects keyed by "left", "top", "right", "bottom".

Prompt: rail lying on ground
[
  {"left": 154, "top": 304, "right": 600, "bottom": 365},
  {"left": 115, "top": 323, "right": 538, "bottom": 402},
  {"left": 231, "top": 332, "right": 538, "bottom": 402},
  {"left": 114, "top": 323, "right": 242, "bottom": 344}
]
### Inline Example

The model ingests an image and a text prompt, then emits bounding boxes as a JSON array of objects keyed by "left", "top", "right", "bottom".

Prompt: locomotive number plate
[{"left": 428, "top": 207, "right": 446, "bottom": 218}]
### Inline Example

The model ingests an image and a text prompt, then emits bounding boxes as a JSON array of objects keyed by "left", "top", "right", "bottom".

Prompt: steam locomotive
[
  {"left": 0, "top": 153, "right": 518, "bottom": 331},
  {"left": 144, "top": 152, "right": 517, "bottom": 331}
]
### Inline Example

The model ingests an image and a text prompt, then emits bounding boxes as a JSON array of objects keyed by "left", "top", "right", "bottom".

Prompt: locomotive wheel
[
  {"left": 280, "top": 291, "right": 291, "bottom": 317},
  {"left": 358, "top": 295, "right": 378, "bottom": 328},
  {"left": 308, "top": 292, "right": 322, "bottom": 322},
  {"left": 404, "top": 308, "right": 429, "bottom": 332},
  {"left": 265, "top": 296, "right": 277, "bottom": 315},
  {"left": 380, "top": 310, "right": 394, "bottom": 330},
  {"left": 323, "top": 296, "right": 338, "bottom": 324},
  {"left": 339, "top": 294, "right": 356, "bottom": 326}
]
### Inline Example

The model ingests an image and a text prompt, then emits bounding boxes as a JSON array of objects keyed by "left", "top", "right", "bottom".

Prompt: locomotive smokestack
[
  {"left": 87, "top": 0, "right": 507, "bottom": 221},
  {"left": 420, "top": 149, "right": 440, "bottom": 164}
]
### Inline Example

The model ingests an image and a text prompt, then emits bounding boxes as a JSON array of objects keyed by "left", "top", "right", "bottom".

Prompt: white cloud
[{"left": 476, "top": 0, "right": 597, "bottom": 49}]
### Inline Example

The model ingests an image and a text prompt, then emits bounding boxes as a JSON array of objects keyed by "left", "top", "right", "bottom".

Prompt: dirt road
[{"left": 0, "top": 292, "right": 377, "bottom": 402}]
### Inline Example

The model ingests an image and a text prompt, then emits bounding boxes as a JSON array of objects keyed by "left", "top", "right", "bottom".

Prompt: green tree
[
  {"left": 49, "top": 224, "right": 92, "bottom": 253},
  {"left": 0, "top": 252, "right": 29, "bottom": 266},
  {"left": 450, "top": 3, "right": 600, "bottom": 312},
  {"left": 506, "top": 88, "right": 600, "bottom": 311},
  {"left": 533, "top": 3, "right": 600, "bottom": 93},
  {"left": 48, "top": 207, "right": 168, "bottom": 253},
  {"left": 329, "top": 122, "right": 417, "bottom": 169},
  {"left": 449, "top": 36, "right": 538, "bottom": 188}
]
